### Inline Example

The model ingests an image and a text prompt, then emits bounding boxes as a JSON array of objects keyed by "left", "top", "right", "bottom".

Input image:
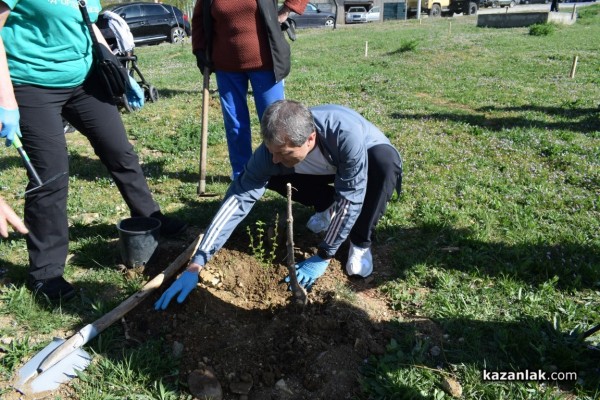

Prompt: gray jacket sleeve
[{"left": 190, "top": 145, "right": 281, "bottom": 266}]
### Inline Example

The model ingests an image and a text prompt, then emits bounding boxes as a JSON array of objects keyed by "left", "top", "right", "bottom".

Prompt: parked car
[
  {"left": 345, "top": 6, "right": 367, "bottom": 24},
  {"left": 98, "top": 2, "right": 191, "bottom": 46},
  {"left": 366, "top": 6, "right": 381, "bottom": 22},
  {"left": 288, "top": 2, "right": 336, "bottom": 28},
  {"left": 483, "top": 0, "right": 516, "bottom": 7}
]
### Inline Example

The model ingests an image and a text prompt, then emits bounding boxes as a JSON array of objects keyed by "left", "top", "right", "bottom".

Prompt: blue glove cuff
[
  {"left": 286, "top": 254, "right": 330, "bottom": 290},
  {"left": 0, "top": 106, "right": 21, "bottom": 147},
  {"left": 126, "top": 76, "right": 145, "bottom": 110},
  {"left": 154, "top": 270, "right": 199, "bottom": 310}
]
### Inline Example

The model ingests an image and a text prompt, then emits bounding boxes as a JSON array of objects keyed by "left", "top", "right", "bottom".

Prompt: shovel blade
[{"left": 14, "top": 337, "right": 92, "bottom": 396}]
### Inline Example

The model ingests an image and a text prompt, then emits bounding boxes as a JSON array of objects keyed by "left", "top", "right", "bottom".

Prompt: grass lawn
[{"left": 1, "top": 6, "right": 599, "bottom": 400}]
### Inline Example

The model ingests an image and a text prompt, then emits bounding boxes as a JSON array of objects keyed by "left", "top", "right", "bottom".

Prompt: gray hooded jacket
[{"left": 191, "top": 104, "right": 402, "bottom": 266}]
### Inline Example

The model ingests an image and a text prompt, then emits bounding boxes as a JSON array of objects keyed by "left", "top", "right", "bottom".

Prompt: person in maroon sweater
[{"left": 192, "top": 0, "right": 308, "bottom": 180}]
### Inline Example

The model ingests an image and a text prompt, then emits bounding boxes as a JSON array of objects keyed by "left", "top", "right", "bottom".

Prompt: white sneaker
[
  {"left": 346, "top": 244, "right": 373, "bottom": 278},
  {"left": 306, "top": 205, "right": 334, "bottom": 234}
]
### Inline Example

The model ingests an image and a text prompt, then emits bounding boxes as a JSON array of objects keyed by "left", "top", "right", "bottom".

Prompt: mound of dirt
[
  {"left": 2, "top": 225, "right": 400, "bottom": 400},
  {"left": 128, "top": 228, "right": 400, "bottom": 400}
]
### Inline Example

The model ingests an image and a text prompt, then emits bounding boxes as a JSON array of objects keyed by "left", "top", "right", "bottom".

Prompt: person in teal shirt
[{"left": 0, "top": 0, "right": 188, "bottom": 302}]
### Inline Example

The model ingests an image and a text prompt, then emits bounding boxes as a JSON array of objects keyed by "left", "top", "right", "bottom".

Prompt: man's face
[{"left": 265, "top": 132, "right": 316, "bottom": 168}]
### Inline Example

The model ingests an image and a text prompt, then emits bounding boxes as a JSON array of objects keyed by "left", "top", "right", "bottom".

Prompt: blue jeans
[{"left": 215, "top": 70, "right": 284, "bottom": 178}]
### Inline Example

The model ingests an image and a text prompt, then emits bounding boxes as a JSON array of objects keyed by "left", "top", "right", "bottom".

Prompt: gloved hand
[
  {"left": 0, "top": 106, "right": 21, "bottom": 147},
  {"left": 281, "top": 18, "right": 296, "bottom": 41},
  {"left": 125, "top": 76, "right": 144, "bottom": 111},
  {"left": 194, "top": 50, "right": 213, "bottom": 75},
  {"left": 285, "top": 255, "right": 330, "bottom": 290},
  {"left": 154, "top": 270, "right": 198, "bottom": 310}
]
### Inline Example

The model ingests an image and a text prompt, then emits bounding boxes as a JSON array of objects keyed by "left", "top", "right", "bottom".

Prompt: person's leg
[
  {"left": 349, "top": 145, "right": 402, "bottom": 248},
  {"left": 63, "top": 73, "right": 187, "bottom": 237},
  {"left": 14, "top": 85, "right": 73, "bottom": 297},
  {"left": 62, "top": 72, "right": 159, "bottom": 219},
  {"left": 248, "top": 70, "right": 285, "bottom": 120},
  {"left": 267, "top": 174, "right": 335, "bottom": 211},
  {"left": 268, "top": 173, "right": 336, "bottom": 233},
  {"left": 215, "top": 71, "right": 252, "bottom": 179},
  {"left": 347, "top": 145, "right": 402, "bottom": 277}
]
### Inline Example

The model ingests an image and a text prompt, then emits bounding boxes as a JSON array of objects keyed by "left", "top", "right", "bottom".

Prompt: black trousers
[
  {"left": 268, "top": 144, "right": 402, "bottom": 248},
  {"left": 14, "top": 71, "right": 159, "bottom": 281}
]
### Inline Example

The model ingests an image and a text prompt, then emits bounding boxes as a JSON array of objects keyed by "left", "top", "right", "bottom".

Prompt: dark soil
[
  {"left": 2, "top": 224, "right": 402, "bottom": 400},
  {"left": 129, "top": 226, "right": 401, "bottom": 400}
]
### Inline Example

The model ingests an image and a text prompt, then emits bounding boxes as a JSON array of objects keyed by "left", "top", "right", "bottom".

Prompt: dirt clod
[
  {"left": 441, "top": 376, "right": 463, "bottom": 398},
  {"left": 188, "top": 368, "right": 223, "bottom": 400}
]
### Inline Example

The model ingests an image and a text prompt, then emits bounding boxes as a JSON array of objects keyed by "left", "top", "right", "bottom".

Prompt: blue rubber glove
[
  {"left": 154, "top": 270, "right": 198, "bottom": 310},
  {"left": 0, "top": 106, "right": 21, "bottom": 147},
  {"left": 285, "top": 255, "right": 330, "bottom": 290},
  {"left": 126, "top": 76, "right": 144, "bottom": 111}
]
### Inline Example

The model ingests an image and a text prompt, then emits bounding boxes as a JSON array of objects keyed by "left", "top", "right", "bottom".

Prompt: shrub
[
  {"left": 398, "top": 39, "right": 419, "bottom": 53},
  {"left": 529, "top": 22, "right": 555, "bottom": 36}
]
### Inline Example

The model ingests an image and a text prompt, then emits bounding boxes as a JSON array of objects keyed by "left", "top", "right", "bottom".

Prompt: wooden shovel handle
[
  {"left": 199, "top": 69, "right": 210, "bottom": 194},
  {"left": 37, "top": 235, "right": 203, "bottom": 373},
  {"left": 95, "top": 234, "right": 202, "bottom": 331}
]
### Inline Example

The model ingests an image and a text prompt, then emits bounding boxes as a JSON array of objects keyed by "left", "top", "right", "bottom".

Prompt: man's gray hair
[{"left": 260, "top": 100, "right": 315, "bottom": 147}]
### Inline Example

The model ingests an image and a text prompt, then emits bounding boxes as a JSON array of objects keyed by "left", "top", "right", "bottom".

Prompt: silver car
[
  {"left": 484, "top": 0, "right": 517, "bottom": 6},
  {"left": 366, "top": 6, "right": 381, "bottom": 22},
  {"left": 345, "top": 6, "right": 367, "bottom": 24}
]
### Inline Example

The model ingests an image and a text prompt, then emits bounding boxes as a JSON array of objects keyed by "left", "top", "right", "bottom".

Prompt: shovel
[
  {"left": 12, "top": 136, "right": 67, "bottom": 196},
  {"left": 197, "top": 67, "right": 216, "bottom": 197},
  {"left": 13, "top": 234, "right": 203, "bottom": 396}
]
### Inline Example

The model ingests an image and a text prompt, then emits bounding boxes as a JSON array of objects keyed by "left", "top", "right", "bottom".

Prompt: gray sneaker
[
  {"left": 306, "top": 206, "right": 334, "bottom": 233},
  {"left": 346, "top": 244, "right": 373, "bottom": 278}
]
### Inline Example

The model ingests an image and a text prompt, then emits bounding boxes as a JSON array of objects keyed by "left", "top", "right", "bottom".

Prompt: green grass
[
  {"left": 1, "top": 6, "right": 600, "bottom": 399},
  {"left": 529, "top": 22, "right": 557, "bottom": 36},
  {"left": 71, "top": 339, "right": 181, "bottom": 400}
]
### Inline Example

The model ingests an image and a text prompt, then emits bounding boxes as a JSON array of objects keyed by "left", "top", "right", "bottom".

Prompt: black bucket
[{"left": 116, "top": 217, "right": 161, "bottom": 268}]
